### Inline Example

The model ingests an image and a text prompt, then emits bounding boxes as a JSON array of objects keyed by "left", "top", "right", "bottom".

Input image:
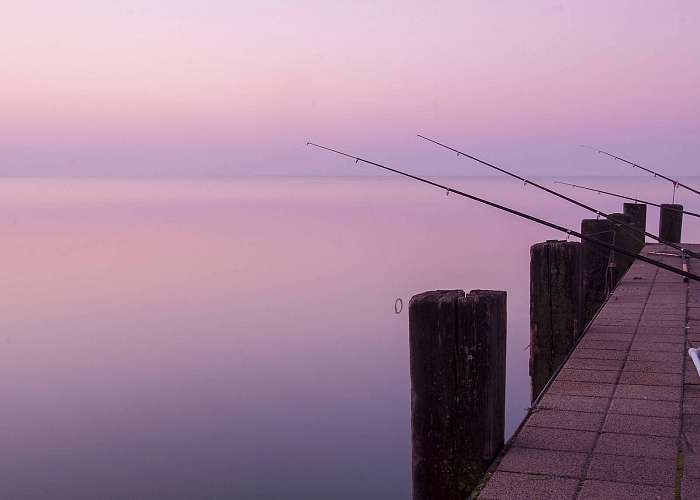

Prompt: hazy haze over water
[{"left": 0, "top": 176, "right": 698, "bottom": 499}]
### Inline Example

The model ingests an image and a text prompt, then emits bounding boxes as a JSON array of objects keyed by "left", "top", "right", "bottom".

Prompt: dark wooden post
[
  {"left": 659, "top": 204, "right": 683, "bottom": 243},
  {"left": 409, "top": 289, "right": 506, "bottom": 500},
  {"left": 530, "top": 240, "right": 582, "bottom": 401},
  {"left": 623, "top": 202, "right": 647, "bottom": 254},
  {"left": 581, "top": 218, "right": 614, "bottom": 327},
  {"left": 609, "top": 212, "right": 636, "bottom": 286},
  {"left": 623, "top": 202, "right": 647, "bottom": 232}
]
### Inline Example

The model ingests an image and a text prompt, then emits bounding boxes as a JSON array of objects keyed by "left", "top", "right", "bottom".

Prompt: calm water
[{"left": 0, "top": 176, "right": 698, "bottom": 499}]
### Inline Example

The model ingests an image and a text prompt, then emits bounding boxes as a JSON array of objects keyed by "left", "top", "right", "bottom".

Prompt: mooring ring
[{"left": 394, "top": 298, "right": 404, "bottom": 314}]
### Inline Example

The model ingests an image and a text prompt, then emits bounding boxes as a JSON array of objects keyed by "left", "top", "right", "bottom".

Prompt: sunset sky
[{"left": 2, "top": 1, "right": 699, "bottom": 177}]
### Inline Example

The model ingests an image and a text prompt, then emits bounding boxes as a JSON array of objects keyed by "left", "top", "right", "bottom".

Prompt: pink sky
[{"left": 1, "top": 1, "right": 699, "bottom": 176}]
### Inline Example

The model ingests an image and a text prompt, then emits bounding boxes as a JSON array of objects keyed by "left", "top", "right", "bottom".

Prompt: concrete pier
[{"left": 477, "top": 243, "right": 700, "bottom": 500}]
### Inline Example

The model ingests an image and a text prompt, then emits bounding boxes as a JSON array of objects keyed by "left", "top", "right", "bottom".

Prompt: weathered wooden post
[
  {"left": 530, "top": 240, "right": 582, "bottom": 401},
  {"left": 659, "top": 204, "right": 683, "bottom": 243},
  {"left": 623, "top": 202, "right": 647, "bottom": 254},
  {"left": 409, "top": 289, "right": 506, "bottom": 500},
  {"left": 609, "top": 212, "right": 636, "bottom": 286},
  {"left": 581, "top": 218, "right": 614, "bottom": 327},
  {"left": 624, "top": 202, "right": 647, "bottom": 232}
]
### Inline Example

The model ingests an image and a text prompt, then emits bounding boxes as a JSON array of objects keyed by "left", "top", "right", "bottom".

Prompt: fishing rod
[
  {"left": 554, "top": 180, "right": 700, "bottom": 219},
  {"left": 417, "top": 134, "right": 700, "bottom": 260},
  {"left": 584, "top": 146, "right": 700, "bottom": 198},
  {"left": 306, "top": 142, "right": 700, "bottom": 282}
]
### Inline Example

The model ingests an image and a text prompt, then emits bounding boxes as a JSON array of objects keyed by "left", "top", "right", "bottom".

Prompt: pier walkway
[{"left": 478, "top": 243, "right": 700, "bottom": 499}]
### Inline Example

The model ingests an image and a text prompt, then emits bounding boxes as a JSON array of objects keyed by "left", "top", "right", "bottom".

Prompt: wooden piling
[
  {"left": 609, "top": 212, "right": 636, "bottom": 286},
  {"left": 623, "top": 202, "right": 647, "bottom": 254},
  {"left": 529, "top": 240, "right": 582, "bottom": 401},
  {"left": 409, "top": 289, "right": 506, "bottom": 500},
  {"left": 659, "top": 204, "right": 683, "bottom": 243},
  {"left": 581, "top": 218, "right": 614, "bottom": 327}
]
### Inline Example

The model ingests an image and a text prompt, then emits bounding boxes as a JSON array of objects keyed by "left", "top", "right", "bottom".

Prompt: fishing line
[
  {"left": 306, "top": 142, "right": 700, "bottom": 282},
  {"left": 583, "top": 146, "right": 700, "bottom": 197},
  {"left": 553, "top": 181, "right": 700, "bottom": 219},
  {"left": 417, "top": 134, "right": 699, "bottom": 259}
]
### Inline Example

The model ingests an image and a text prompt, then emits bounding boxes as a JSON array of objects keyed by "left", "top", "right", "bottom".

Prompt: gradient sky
[{"left": 1, "top": 1, "right": 699, "bottom": 177}]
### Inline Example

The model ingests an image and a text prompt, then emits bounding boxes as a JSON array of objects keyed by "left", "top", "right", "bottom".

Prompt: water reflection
[{"left": 0, "top": 177, "right": 697, "bottom": 499}]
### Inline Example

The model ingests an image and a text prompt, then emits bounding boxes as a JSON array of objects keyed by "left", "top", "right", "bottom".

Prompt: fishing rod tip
[{"left": 579, "top": 144, "right": 605, "bottom": 155}]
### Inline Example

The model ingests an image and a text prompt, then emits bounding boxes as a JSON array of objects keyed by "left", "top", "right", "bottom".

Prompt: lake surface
[{"left": 0, "top": 176, "right": 698, "bottom": 499}]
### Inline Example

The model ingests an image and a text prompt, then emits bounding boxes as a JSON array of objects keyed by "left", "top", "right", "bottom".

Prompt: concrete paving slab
[
  {"left": 497, "top": 448, "right": 587, "bottom": 478},
  {"left": 627, "top": 350, "right": 683, "bottom": 362},
  {"left": 682, "top": 478, "right": 700, "bottom": 500},
  {"left": 623, "top": 359, "right": 683, "bottom": 374},
  {"left": 527, "top": 409, "right": 604, "bottom": 432},
  {"left": 618, "top": 371, "right": 682, "bottom": 386},
  {"left": 683, "top": 413, "right": 700, "bottom": 432},
  {"left": 593, "top": 432, "right": 677, "bottom": 459},
  {"left": 536, "top": 394, "right": 609, "bottom": 414},
  {"left": 558, "top": 369, "right": 619, "bottom": 384},
  {"left": 586, "top": 454, "right": 676, "bottom": 486},
  {"left": 602, "top": 413, "right": 679, "bottom": 437},
  {"left": 513, "top": 426, "right": 597, "bottom": 453},
  {"left": 578, "top": 480, "right": 674, "bottom": 500},
  {"left": 564, "top": 357, "right": 624, "bottom": 371},
  {"left": 609, "top": 398, "right": 681, "bottom": 418},
  {"left": 684, "top": 397, "right": 700, "bottom": 415},
  {"left": 629, "top": 341, "right": 683, "bottom": 353},
  {"left": 548, "top": 381, "right": 616, "bottom": 398},
  {"left": 579, "top": 339, "right": 631, "bottom": 351},
  {"left": 614, "top": 384, "right": 682, "bottom": 402},
  {"left": 571, "top": 348, "right": 627, "bottom": 360},
  {"left": 478, "top": 472, "right": 578, "bottom": 500}
]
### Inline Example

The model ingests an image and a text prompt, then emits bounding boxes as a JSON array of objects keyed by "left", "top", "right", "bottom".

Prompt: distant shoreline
[{"left": 0, "top": 174, "right": 699, "bottom": 181}]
